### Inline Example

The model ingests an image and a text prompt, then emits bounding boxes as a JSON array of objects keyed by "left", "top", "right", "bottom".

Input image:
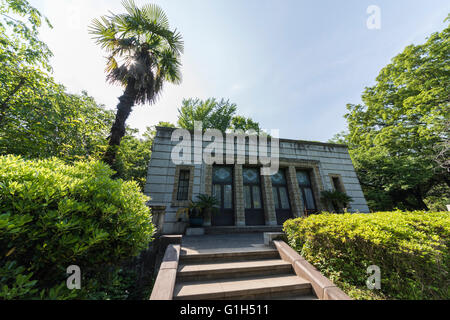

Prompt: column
[
  {"left": 287, "top": 166, "right": 304, "bottom": 217},
  {"left": 204, "top": 165, "right": 212, "bottom": 226},
  {"left": 234, "top": 164, "right": 246, "bottom": 226},
  {"left": 261, "top": 172, "right": 277, "bottom": 225}
]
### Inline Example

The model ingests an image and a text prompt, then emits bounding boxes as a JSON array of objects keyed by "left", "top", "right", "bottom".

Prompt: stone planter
[{"left": 189, "top": 217, "right": 204, "bottom": 228}]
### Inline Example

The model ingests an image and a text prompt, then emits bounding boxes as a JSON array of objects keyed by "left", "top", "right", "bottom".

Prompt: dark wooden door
[
  {"left": 296, "top": 170, "right": 318, "bottom": 216},
  {"left": 271, "top": 170, "right": 293, "bottom": 225},
  {"left": 211, "top": 166, "right": 234, "bottom": 226},
  {"left": 243, "top": 168, "right": 265, "bottom": 226}
]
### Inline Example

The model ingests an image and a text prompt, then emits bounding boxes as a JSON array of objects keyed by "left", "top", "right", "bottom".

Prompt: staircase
[{"left": 173, "top": 249, "right": 317, "bottom": 300}]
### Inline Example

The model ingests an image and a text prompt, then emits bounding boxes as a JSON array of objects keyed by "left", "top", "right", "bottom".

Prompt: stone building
[{"left": 144, "top": 126, "right": 369, "bottom": 234}]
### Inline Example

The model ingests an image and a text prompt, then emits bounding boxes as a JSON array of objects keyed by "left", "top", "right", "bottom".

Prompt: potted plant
[
  {"left": 320, "top": 190, "right": 353, "bottom": 213},
  {"left": 176, "top": 195, "right": 220, "bottom": 228},
  {"left": 193, "top": 194, "right": 220, "bottom": 227},
  {"left": 188, "top": 201, "right": 203, "bottom": 227}
]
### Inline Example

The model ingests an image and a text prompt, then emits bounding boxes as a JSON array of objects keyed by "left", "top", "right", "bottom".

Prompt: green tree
[
  {"left": 177, "top": 97, "right": 261, "bottom": 133},
  {"left": 340, "top": 20, "right": 450, "bottom": 211},
  {"left": 230, "top": 115, "right": 261, "bottom": 133},
  {"left": 89, "top": 0, "right": 183, "bottom": 169},
  {"left": 0, "top": 76, "right": 115, "bottom": 162},
  {"left": 115, "top": 127, "right": 153, "bottom": 190},
  {"left": 115, "top": 122, "right": 175, "bottom": 190},
  {"left": 0, "top": 0, "right": 52, "bottom": 125}
]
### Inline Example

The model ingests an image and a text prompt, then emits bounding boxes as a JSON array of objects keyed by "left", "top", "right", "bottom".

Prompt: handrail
[
  {"left": 273, "top": 240, "right": 351, "bottom": 300},
  {"left": 149, "top": 244, "right": 180, "bottom": 300}
]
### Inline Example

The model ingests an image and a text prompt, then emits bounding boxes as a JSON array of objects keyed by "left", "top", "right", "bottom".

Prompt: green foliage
[
  {"left": 89, "top": 0, "right": 183, "bottom": 105},
  {"left": 177, "top": 98, "right": 237, "bottom": 132},
  {"left": 0, "top": 0, "right": 53, "bottom": 127},
  {"left": 115, "top": 127, "right": 154, "bottom": 190},
  {"left": 195, "top": 194, "right": 220, "bottom": 210},
  {"left": 0, "top": 0, "right": 52, "bottom": 70},
  {"left": 0, "top": 1, "right": 116, "bottom": 164},
  {"left": 0, "top": 85, "right": 114, "bottom": 161},
  {"left": 337, "top": 20, "right": 450, "bottom": 211},
  {"left": 284, "top": 211, "right": 450, "bottom": 300},
  {"left": 320, "top": 190, "right": 353, "bottom": 212},
  {"left": 177, "top": 97, "right": 262, "bottom": 133},
  {"left": 194, "top": 194, "right": 220, "bottom": 218},
  {"left": 89, "top": 0, "right": 183, "bottom": 166},
  {"left": 230, "top": 115, "right": 261, "bottom": 133},
  {"left": 0, "top": 155, "right": 155, "bottom": 299}
]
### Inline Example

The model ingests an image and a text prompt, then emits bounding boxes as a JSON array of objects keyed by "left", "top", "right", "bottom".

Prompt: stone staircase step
[
  {"left": 173, "top": 274, "right": 312, "bottom": 300},
  {"left": 272, "top": 294, "right": 319, "bottom": 300},
  {"left": 205, "top": 226, "right": 283, "bottom": 235},
  {"left": 180, "top": 249, "right": 280, "bottom": 263},
  {"left": 177, "top": 259, "right": 293, "bottom": 281}
]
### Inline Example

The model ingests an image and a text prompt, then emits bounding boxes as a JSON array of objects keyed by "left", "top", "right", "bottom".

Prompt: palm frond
[{"left": 89, "top": 0, "right": 183, "bottom": 105}]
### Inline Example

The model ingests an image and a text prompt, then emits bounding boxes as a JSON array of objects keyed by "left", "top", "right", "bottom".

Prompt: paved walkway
[{"left": 181, "top": 233, "right": 272, "bottom": 255}]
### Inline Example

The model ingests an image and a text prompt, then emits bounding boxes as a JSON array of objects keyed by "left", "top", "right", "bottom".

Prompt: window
[
  {"left": 172, "top": 166, "right": 195, "bottom": 207},
  {"left": 271, "top": 170, "right": 290, "bottom": 210},
  {"left": 211, "top": 166, "right": 234, "bottom": 226},
  {"left": 212, "top": 166, "right": 233, "bottom": 209},
  {"left": 243, "top": 168, "right": 262, "bottom": 210},
  {"left": 271, "top": 169, "right": 293, "bottom": 225},
  {"left": 332, "top": 177, "right": 343, "bottom": 192},
  {"left": 296, "top": 170, "right": 317, "bottom": 212},
  {"left": 176, "top": 170, "right": 190, "bottom": 201}
]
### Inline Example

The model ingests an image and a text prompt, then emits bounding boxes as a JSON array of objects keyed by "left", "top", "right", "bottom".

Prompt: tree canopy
[
  {"left": 177, "top": 97, "right": 262, "bottom": 133},
  {"left": 336, "top": 19, "right": 450, "bottom": 211}
]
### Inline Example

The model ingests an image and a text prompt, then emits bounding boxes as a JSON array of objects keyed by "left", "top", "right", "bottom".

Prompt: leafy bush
[
  {"left": 0, "top": 155, "right": 155, "bottom": 299},
  {"left": 284, "top": 211, "right": 450, "bottom": 300}
]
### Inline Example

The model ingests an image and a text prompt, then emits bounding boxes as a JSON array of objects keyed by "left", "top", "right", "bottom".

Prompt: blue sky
[{"left": 30, "top": 0, "right": 449, "bottom": 141}]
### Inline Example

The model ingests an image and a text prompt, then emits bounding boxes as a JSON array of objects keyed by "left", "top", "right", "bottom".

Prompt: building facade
[{"left": 144, "top": 126, "right": 369, "bottom": 234}]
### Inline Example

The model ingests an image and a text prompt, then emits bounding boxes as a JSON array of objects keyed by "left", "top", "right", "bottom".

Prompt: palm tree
[{"left": 89, "top": 0, "right": 183, "bottom": 167}]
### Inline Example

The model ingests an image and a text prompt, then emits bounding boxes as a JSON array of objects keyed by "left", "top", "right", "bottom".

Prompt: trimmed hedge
[
  {"left": 284, "top": 211, "right": 449, "bottom": 300},
  {"left": 0, "top": 155, "right": 155, "bottom": 299}
]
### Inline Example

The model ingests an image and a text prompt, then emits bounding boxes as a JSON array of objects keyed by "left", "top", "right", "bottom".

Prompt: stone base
[
  {"left": 264, "top": 232, "right": 285, "bottom": 246},
  {"left": 186, "top": 227, "right": 205, "bottom": 236}
]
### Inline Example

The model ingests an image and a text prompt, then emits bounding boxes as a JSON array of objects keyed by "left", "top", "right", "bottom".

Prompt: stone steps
[
  {"left": 177, "top": 259, "right": 293, "bottom": 281},
  {"left": 205, "top": 226, "right": 283, "bottom": 235},
  {"left": 173, "top": 274, "right": 312, "bottom": 300},
  {"left": 174, "top": 248, "right": 316, "bottom": 300},
  {"left": 179, "top": 249, "right": 280, "bottom": 263}
]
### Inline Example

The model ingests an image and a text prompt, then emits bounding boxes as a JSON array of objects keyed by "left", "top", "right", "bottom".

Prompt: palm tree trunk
[{"left": 103, "top": 79, "right": 137, "bottom": 169}]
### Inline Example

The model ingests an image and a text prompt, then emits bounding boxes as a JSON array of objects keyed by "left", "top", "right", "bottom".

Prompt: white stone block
[
  {"left": 264, "top": 232, "right": 284, "bottom": 246},
  {"left": 185, "top": 228, "right": 205, "bottom": 236}
]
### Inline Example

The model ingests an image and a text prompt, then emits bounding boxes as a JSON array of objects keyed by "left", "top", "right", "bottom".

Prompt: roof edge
[{"left": 155, "top": 126, "right": 348, "bottom": 149}]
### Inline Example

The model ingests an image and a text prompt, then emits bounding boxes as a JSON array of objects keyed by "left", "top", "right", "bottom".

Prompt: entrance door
[
  {"left": 243, "top": 167, "right": 265, "bottom": 226},
  {"left": 271, "top": 169, "right": 293, "bottom": 225},
  {"left": 211, "top": 166, "right": 234, "bottom": 226},
  {"left": 296, "top": 170, "right": 318, "bottom": 216}
]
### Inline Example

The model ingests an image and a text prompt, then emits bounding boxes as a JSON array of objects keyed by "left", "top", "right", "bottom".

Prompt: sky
[{"left": 29, "top": 0, "right": 450, "bottom": 141}]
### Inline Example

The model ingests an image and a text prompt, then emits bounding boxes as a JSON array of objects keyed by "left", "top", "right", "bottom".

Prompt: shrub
[
  {"left": 283, "top": 211, "right": 450, "bottom": 300},
  {"left": 0, "top": 155, "right": 155, "bottom": 299}
]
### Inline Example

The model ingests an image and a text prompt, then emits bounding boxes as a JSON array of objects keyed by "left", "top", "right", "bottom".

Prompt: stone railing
[
  {"left": 273, "top": 240, "right": 351, "bottom": 300},
  {"left": 149, "top": 244, "right": 180, "bottom": 300}
]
